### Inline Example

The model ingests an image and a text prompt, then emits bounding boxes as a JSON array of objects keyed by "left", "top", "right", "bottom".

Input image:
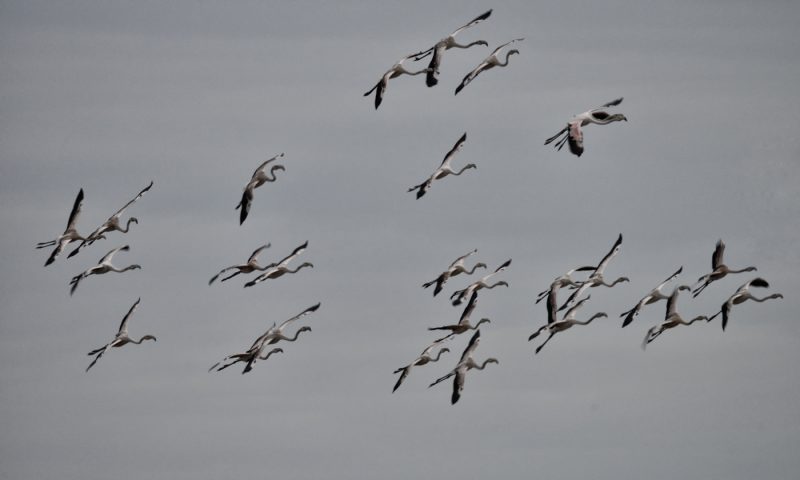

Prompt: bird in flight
[
  {"left": 236, "top": 153, "right": 286, "bottom": 225},
  {"left": 86, "top": 298, "right": 156, "bottom": 372},
  {"left": 544, "top": 97, "right": 627, "bottom": 157},
  {"left": 455, "top": 38, "right": 524, "bottom": 95}
]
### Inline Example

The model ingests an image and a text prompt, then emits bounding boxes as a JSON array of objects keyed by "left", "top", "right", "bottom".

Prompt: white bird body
[
  {"left": 544, "top": 98, "right": 627, "bottom": 157},
  {"left": 392, "top": 339, "right": 450, "bottom": 393},
  {"left": 529, "top": 296, "right": 607, "bottom": 354},
  {"left": 69, "top": 245, "right": 141, "bottom": 295},
  {"left": 620, "top": 266, "right": 684, "bottom": 327},
  {"left": 455, "top": 38, "right": 523, "bottom": 95},
  {"left": 37, "top": 188, "right": 86, "bottom": 266},
  {"left": 243, "top": 241, "right": 312, "bottom": 288},
  {"left": 86, "top": 298, "right": 156, "bottom": 371},
  {"left": 450, "top": 259, "right": 511, "bottom": 306},
  {"left": 210, "top": 303, "right": 320, "bottom": 374},
  {"left": 692, "top": 239, "right": 757, "bottom": 297},
  {"left": 708, "top": 277, "right": 783, "bottom": 331},
  {"left": 364, "top": 51, "right": 431, "bottom": 109},
  {"left": 409, "top": 132, "right": 475, "bottom": 199},
  {"left": 642, "top": 286, "right": 706, "bottom": 349},
  {"left": 209, "top": 243, "right": 271, "bottom": 285},
  {"left": 422, "top": 249, "right": 486, "bottom": 296},
  {"left": 68, "top": 181, "right": 153, "bottom": 258},
  {"left": 559, "top": 234, "right": 627, "bottom": 311},
  {"left": 236, "top": 153, "right": 285, "bottom": 225},
  {"left": 429, "top": 292, "right": 490, "bottom": 342},
  {"left": 428, "top": 329, "right": 497, "bottom": 404},
  {"left": 534, "top": 265, "right": 596, "bottom": 304},
  {"left": 421, "top": 10, "right": 493, "bottom": 87}
]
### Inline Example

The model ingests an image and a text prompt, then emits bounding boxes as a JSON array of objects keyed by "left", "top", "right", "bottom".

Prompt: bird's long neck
[
  {"left": 686, "top": 316, "right": 707, "bottom": 325},
  {"left": 602, "top": 277, "right": 626, "bottom": 287},
  {"left": 497, "top": 52, "right": 514, "bottom": 67},
  {"left": 728, "top": 266, "right": 755, "bottom": 274},
  {"left": 129, "top": 336, "right": 151, "bottom": 344},
  {"left": 431, "top": 350, "right": 447, "bottom": 362},
  {"left": 111, "top": 264, "right": 139, "bottom": 273},
  {"left": 265, "top": 167, "right": 282, "bottom": 182},
  {"left": 283, "top": 329, "right": 309, "bottom": 342},
  {"left": 452, "top": 40, "right": 483, "bottom": 49},
  {"left": 750, "top": 294, "right": 782, "bottom": 303},
  {"left": 463, "top": 264, "right": 483, "bottom": 275},
  {"left": 473, "top": 359, "right": 494, "bottom": 370},
  {"left": 452, "top": 165, "right": 472, "bottom": 176},
  {"left": 405, "top": 67, "right": 428, "bottom": 76},
  {"left": 576, "top": 313, "right": 605, "bottom": 325},
  {"left": 118, "top": 218, "right": 135, "bottom": 233},
  {"left": 286, "top": 264, "right": 310, "bottom": 274},
  {"left": 485, "top": 281, "right": 506, "bottom": 289}
]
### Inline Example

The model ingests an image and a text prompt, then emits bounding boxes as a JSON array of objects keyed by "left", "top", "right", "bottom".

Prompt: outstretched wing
[
  {"left": 449, "top": 249, "right": 477, "bottom": 269},
  {"left": 546, "top": 286, "right": 558, "bottom": 324},
  {"left": 455, "top": 62, "right": 490, "bottom": 95},
  {"left": 66, "top": 188, "right": 85, "bottom": 231},
  {"left": 440, "top": 132, "right": 467, "bottom": 168},
  {"left": 595, "top": 234, "right": 623, "bottom": 275},
  {"left": 111, "top": 181, "right": 153, "bottom": 219},
  {"left": 247, "top": 243, "right": 271, "bottom": 263},
  {"left": 490, "top": 37, "right": 524, "bottom": 56},
  {"left": 118, "top": 297, "right": 141, "bottom": 335},
  {"left": 276, "top": 302, "right": 321, "bottom": 330},
  {"left": 449, "top": 9, "right": 493, "bottom": 37},
  {"left": 99, "top": 244, "right": 130, "bottom": 264},
  {"left": 236, "top": 189, "right": 253, "bottom": 225},
  {"left": 252, "top": 153, "right": 285, "bottom": 178},
  {"left": 563, "top": 295, "right": 591, "bottom": 321},
  {"left": 425, "top": 43, "right": 446, "bottom": 87},
  {"left": 290, "top": 241, "right": 309, "bottom": 257},
  {"left": 451, "top": 369, "right": 465, "bottom": 404},
  {"left": 459, "top": 329, "right": 481, "bottom": 363},
  {"left": 657, "top": 266, "right": 683, "bottom": 290},
  {"left": 392, "top": 366, "right": 411, "bottom": 393},
  {"left": 664, "top": 288, "right": 681, "bottom": 319},
  {"left": 457, "top": 291, "right": 478, "bottom": 325},
  {"left": 592, "top": 97, "right": 624, "bottom": 111},
  {"left": 712, "top": 239, "right": 725, "bottom": 270},
  {"left": 567, "top": 121, "right": 584, "bottom": 156}
]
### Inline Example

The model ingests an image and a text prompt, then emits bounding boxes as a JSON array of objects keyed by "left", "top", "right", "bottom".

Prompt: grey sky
[{"left": 1, "top": 1, "right": 799, "bottom": 478}]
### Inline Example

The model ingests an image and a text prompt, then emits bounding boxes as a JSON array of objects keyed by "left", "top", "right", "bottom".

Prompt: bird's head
[
  {"left": 508, "top": 49, "right": 520, "bottom": 56},
  {"left": 676, "top": 284, "right": 692, "bottom": 292},
  {"left": 477, "top": 318, "right": 491, "bottom": 327},
  {"left": 301, "top": 262, "right": 314, "bottom": 268},
  {"left": 475, "top": 262, "right": 488, "bottom": 269},
  {"left": 272, "top": 165, "right": 286, "bottom": 172},
  {"left": 466, "top": 163, "right": 477, "bottom": 170},
  {"left": 128, "top": 217, "right": 139, "bottom": 225},
  {"left": 142, "top": 335, "right": 157, "bottom": 342},
  {"left": 298, "top": 326, "right": 312, "bottom": 333}
]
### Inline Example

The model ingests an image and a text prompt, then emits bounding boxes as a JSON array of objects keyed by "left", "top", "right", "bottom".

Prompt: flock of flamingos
[{"left": 36, "top": 9, "right": 783, "bottom": 404}]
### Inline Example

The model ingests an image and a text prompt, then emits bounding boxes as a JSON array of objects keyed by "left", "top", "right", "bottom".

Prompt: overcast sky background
[{"left": 1, "top": 1, "right": 799, "bottom": 478}]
